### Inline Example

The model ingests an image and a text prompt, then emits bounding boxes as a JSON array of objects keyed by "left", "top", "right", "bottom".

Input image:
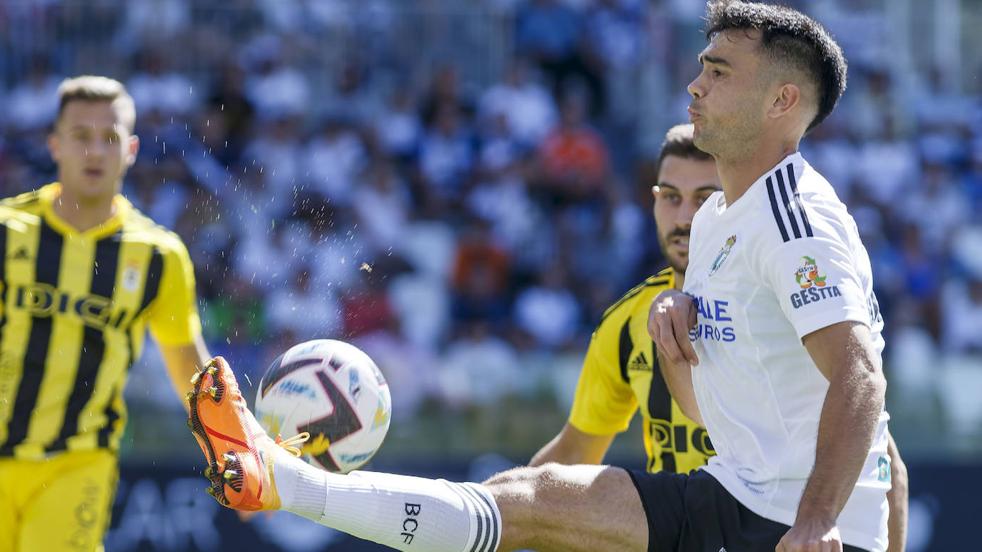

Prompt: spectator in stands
[
  {"left": 514, "top": 263, "right": 581, "bottom": 350},
  {"left": 479, "top": 57, "right": 557, "bottom": 147},
  {"left": 515, "top": 0, "right": 603, "bottom": 115},
  {"left": 533, "top": 93, "right": 609, "bottom": 206},
  {"left": 417, "top": 102, "right": 475, "bottom": 212},
  {"left": 451, "top": 220, "right": 512, "bottom": 329}
]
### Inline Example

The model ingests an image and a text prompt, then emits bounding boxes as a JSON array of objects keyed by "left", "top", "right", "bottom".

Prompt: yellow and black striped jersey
[
  {"left": 0, "top": 183, "right": 202, "bottom": 460},
  {"left": 569, "top": 267, "right": 715, "bottom": 473}
]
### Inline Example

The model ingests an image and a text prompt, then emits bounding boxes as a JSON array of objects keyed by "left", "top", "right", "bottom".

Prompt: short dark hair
[
  {"left": 655, "top": 124, "right": 713, "bottom": 179},
  {"left": 704, "top": 0, "right": 847, "bottom": 132}
]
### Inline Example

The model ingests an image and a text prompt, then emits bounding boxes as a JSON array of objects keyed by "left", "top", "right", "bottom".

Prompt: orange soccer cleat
[{"left": 186, "top": 356, "right": 308, "bottom": 511}]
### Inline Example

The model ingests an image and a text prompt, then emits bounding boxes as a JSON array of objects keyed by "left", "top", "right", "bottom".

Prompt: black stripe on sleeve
[
  {"left": 618, "top": 319, "right": 633, "bottom": 384},
  {"left": 774, "top": 169, "right": 802, "bottom": 239},
  {"left": 137, "top": 248, "right": 164, "bottom": 315},
  {"left": 0, "top": 221, "right": 63, "bottom": 454},
  {"left": 47, "top": 231, "right": 122, "bottom": 453},
  {"left": 765, "top": 177, "right": 791, "bottom": 243},
  {"left": 786, "top": 163, "right": 813, "bottom": 237}
]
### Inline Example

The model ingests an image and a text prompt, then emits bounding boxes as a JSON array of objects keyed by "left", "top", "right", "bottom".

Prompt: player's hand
[
  {"left": 776, "top": 519, "right": 843, "bottom": 552},
  {"left": 648, "top": 289, "right": 698, "bottom": 366}
]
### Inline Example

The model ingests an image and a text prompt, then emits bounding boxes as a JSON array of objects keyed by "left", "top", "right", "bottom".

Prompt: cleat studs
[
  {"left": 206, "top": 486, "right": 216, "bottom": 497},
  {"left": 204, "top": 466, "right": 214, "bottom": 478},
  {"left": 190, "top": 372, "right": 201, "bottom": 385},
  {"left": 185, "top": 391, "right": 195, "bottom": 403},
  {"left": 204, "top": 384, "right": 224, "bottom": 402},
  {"left": 222, "top": 467, "right": 244, "bottom": 492}
]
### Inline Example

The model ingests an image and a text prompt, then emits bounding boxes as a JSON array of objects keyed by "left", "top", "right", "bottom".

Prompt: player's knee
[
  {"left": 483, "top": 463, "right": 568, "bottom": 507},
  {"left": 483, "top": 464, "right": 571, "bottom": 528},
  {"left": 486, "top": 463, "right": 605, "bottom": 513},
  {"left": 529, "top": 463, "right": 575, "bottom": 508},
  {"left": 483, "top": 465, "right": 540, "bottom": 499}
]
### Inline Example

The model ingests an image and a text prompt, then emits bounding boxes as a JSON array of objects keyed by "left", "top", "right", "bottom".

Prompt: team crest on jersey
[
  {"left": 123, "top": 262, "right": 141, "bottom": 292},
  {"left": 794, "top": 256, "right": 827, "bottom": 289},
  {"left": 708, "top": 235, "right": 737, "bottom": 276}
]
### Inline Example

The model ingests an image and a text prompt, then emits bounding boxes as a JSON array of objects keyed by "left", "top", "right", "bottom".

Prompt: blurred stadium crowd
[{"left": 0, "top": 0, "right": 979, "bottom": 458}]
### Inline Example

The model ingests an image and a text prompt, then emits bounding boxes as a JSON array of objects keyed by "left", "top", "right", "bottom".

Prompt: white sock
[{"left": 273, "top": 453, "right": 501, "bottom": 552}]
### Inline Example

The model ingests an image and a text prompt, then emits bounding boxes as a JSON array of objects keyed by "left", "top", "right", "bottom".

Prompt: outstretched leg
[
  {"left": 187, "top": 357, "right": 651, "bottom": 552},
  {"left": 486, "top": 463, "right": 649, "bottom": 552}
]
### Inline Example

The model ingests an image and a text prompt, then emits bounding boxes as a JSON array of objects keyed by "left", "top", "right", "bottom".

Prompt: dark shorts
[{"left": 627, "top": 469, "right": 871, "bottom": 552}]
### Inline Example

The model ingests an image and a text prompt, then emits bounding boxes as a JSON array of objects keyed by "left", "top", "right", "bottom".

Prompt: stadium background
[{"left": 0, "top": 0, "right": 979, "bottom": 550}]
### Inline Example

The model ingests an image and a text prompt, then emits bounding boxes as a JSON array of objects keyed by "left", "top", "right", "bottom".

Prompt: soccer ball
[{"left": 255, "top": 339, "right": 391, "bottom": 473}]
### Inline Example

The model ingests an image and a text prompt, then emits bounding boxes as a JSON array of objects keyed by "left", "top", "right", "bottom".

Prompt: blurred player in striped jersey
[{"left": 0, "top": 76, "right": 211, "bottom": 551}]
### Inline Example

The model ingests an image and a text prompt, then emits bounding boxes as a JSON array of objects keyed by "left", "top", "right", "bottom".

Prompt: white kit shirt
[{"left": 683, "top": 152, "right": 891, "bottom": 551}]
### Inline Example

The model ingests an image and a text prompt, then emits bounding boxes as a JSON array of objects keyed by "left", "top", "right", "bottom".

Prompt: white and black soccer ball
[{"left": 255, "top": 339, "right": 391, "bottom": 473}]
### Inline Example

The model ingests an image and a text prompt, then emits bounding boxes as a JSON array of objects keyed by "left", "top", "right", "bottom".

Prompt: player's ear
[
  {"left": 769, "top": 82, "right": 801, "bottom": 120},
  {"left": 125, "top": 135, "right": 139, "bottom": 167},
  {"left": 47, "top": 131, "right": 60, "bottom": 162}
]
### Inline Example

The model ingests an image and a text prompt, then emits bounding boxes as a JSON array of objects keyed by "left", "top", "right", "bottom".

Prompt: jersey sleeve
[
  {"left": 759, "top": 210, "right": 872, "bottom": 339},
  {"left": 147, "top": 238, "right": 203, "bottom": 346},
  {"left": 568, "top": 317, "right": 638, "bottom": 435}
]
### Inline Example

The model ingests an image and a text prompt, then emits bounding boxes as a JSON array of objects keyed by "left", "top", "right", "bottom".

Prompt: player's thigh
[
  {"left": 486, "top": 463, "right": 649, "bottom": 552},
  {"left": 19, "top": 450, "right": 118, "bottom": 552}
]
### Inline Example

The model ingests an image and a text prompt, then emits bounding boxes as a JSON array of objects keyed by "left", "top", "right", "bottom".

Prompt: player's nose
[
  {"left": 680, "top": 199, "right": 701, "bottom": 223},
  {"left": 84, "top": 142, "right": 107, "bottom": 157},
  {"left": 687, "top": 75, "right": 705, "bottom": 99}
]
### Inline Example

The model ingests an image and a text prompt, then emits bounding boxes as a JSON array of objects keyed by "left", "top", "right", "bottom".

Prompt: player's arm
[
  {"left": 147, "top": 238, "right": 210, "bottom": 406},
  {"left": 779, "top": 320, "right": 886, "bottom": 550},
  {"left": 530, "top": 423, "right": 615, "bottom": 466},
  {"left": 885, "top": 433, "right": 908, "bottom": 552},
  {"left": 647, "top": 290, "right": 702, "bottom": 425},
  {"left": 159, "top": 334, "right": 212, "bottom": 400}
]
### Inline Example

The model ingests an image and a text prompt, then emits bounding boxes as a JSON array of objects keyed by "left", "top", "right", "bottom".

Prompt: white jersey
[{"left": 683, "top": 152, "right": 891, "bottom": 552}]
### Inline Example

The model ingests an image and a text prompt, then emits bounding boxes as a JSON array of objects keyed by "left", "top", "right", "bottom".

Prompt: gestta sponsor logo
[{"left": 790, "top": 256, "right": 842, "bottom": 309}]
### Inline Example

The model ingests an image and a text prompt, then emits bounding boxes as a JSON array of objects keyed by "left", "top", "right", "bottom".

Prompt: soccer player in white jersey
[
  {"left": 186, "top": 2, "right": 902, "bottom": 551},
  {"left": 650, "top": 1, "right": 899, "bottom": 551}
]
